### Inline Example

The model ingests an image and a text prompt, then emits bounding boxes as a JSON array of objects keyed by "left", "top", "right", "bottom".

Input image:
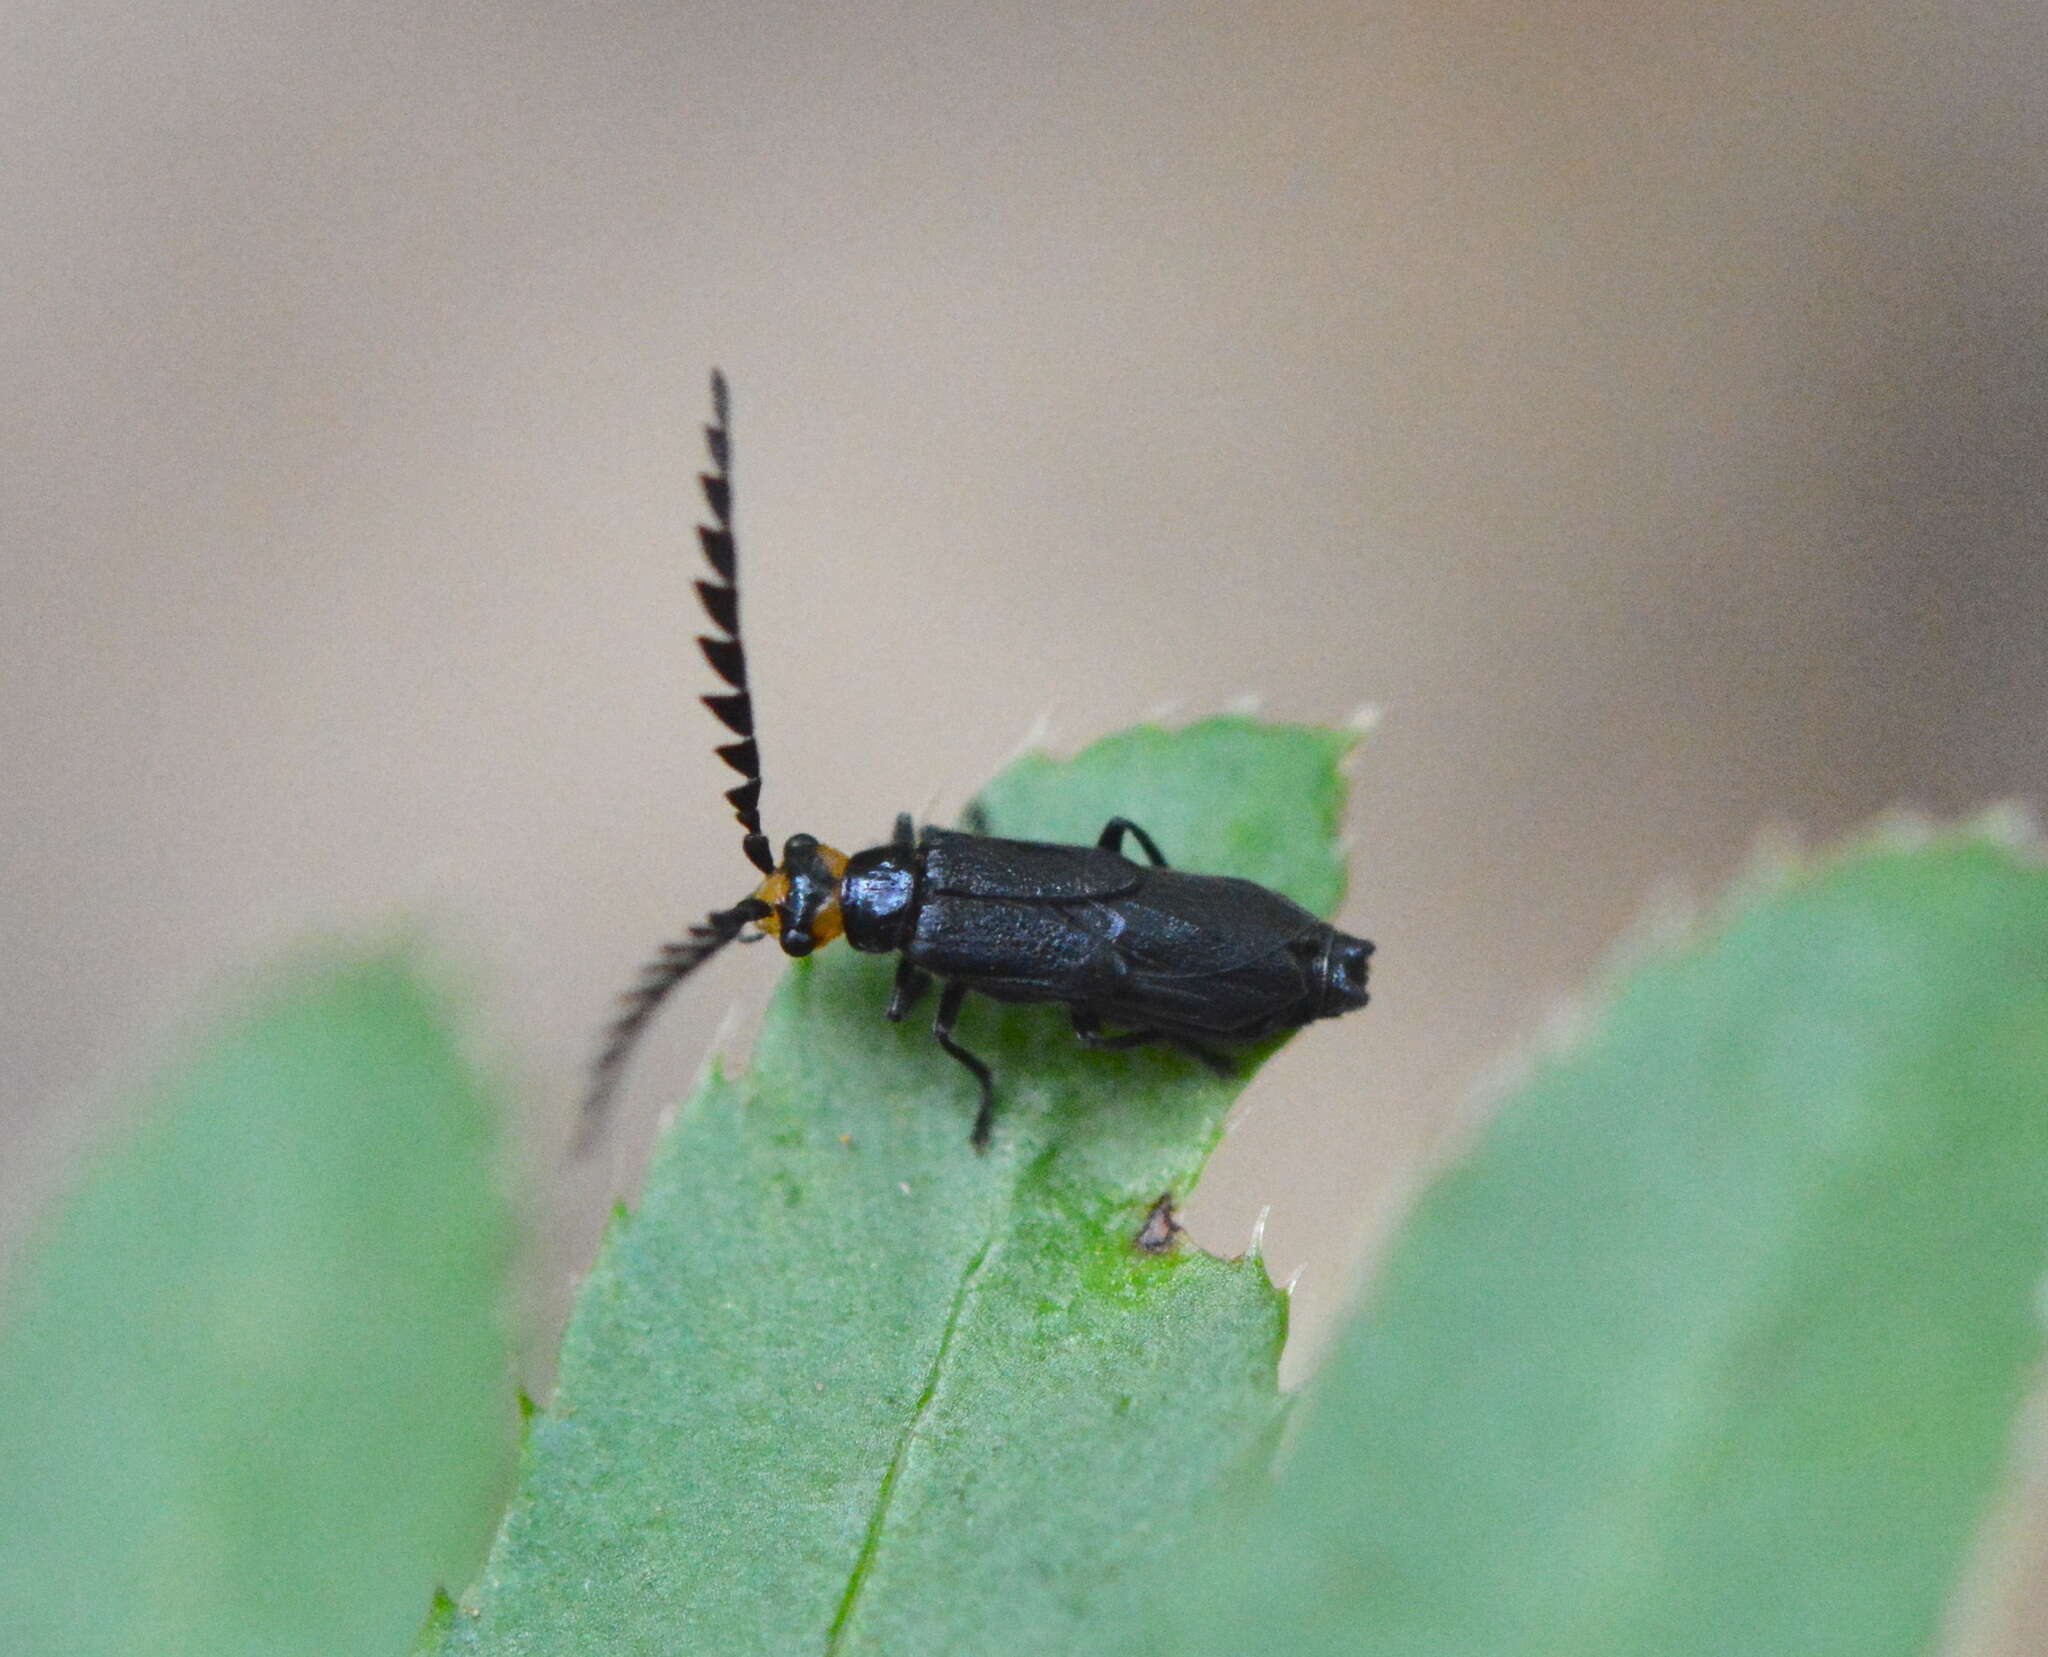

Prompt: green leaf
[
  {"left": 428, "top": 716, "right": 1356, "bottom": 1654},
  {"left": 1163, "top": 830, "right": 2048, "bottom": 1657},
  {"left": 0, "top": 954, "right": 517, "bottom": 1657}
]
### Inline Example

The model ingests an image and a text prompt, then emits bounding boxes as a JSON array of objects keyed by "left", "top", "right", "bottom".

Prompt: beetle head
[{"left": 750, "top": 833, "right": 850, "bottom": 956}]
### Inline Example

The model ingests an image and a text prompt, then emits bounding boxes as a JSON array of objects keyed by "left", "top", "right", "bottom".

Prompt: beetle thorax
[{"left": 839, "top": 845, "right": 919, "bottom": 954}]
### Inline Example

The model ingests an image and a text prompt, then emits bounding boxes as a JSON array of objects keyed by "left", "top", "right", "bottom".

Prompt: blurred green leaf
[
  {"left": 1160, "top": 831, "right": 2048, "bottom": 1657},
  {"left": 428, "top": 717, "right": 1356, "bottom": 1655},
  {"left": 0, "top": 955, "right": 516, "bottom": 1657}
]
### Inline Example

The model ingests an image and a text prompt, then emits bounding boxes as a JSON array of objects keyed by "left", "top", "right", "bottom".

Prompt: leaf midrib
[{"left": 826, "top": 1231, "right": 995, "bottom": 1648}]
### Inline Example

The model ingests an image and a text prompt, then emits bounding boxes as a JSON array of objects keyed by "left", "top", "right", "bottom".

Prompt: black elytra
[{"left": 578, "top": 372, "right": 1374, "bottom": 1154}]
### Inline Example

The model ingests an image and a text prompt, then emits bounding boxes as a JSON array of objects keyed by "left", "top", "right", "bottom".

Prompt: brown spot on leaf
[{"left": 1136, "top": 1192, "right": 1183, "bottom": 1254}]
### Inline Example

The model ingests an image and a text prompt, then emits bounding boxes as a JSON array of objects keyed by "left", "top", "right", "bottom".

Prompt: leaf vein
[{"left": 824, "top": 1233, "right": 996, "bottom": 1651}]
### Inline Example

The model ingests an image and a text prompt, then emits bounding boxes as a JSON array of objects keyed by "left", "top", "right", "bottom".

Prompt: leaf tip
[
  {"left": 1245, "top": 1204, "right": 1272, "bottom": 1266},
  {"left": 1963, "top": 798, "right": 2042, "bottom": 853},
  {"left": 999, "top": 705, "right": 1061, "bottom": 773},
  {"left": 415, "top": 1583, "right": 462, "bottom": 1649}
]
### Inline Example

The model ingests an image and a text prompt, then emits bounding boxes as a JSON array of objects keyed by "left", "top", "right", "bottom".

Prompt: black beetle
[{"left": 581, "top": 372, "right": 1373, "bottom": 1152}]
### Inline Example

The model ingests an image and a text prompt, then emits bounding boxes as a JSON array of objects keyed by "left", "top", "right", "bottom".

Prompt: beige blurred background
[{"left": 5, "top": 0, "right": 2045, "bottom": 1641}]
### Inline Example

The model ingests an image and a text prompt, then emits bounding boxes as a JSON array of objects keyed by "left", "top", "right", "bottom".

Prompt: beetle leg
[
  {"left": 1096, "top": 817, "right": 1169, "bottom": 867},
  {"left": 886, "top": 959, "right": 932, "bottom": 1022},
  {"left": 959, "top": 797, "right": 992, "bottom": 835},
  {"left": 1175, "top": 1039, "right": 1236, "bottom": 1077},
  {"left": 1069, "top": 1005, "right": 1170, "bottom": 1053},
  {"left": 932, "top": 979, "right": 997, "bottom": 1151},
  {"left": 891, "top": 811, "right": 916, "bottom": 847},
  {"left": 1073, "top": 1009, "right": 1235, "bottom": 1077}
]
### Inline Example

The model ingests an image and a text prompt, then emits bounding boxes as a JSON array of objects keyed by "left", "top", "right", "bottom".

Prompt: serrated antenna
[
  {"left": 696, "top": 370, "right": 775, "bottom": 876},
  {"left": 575, "top": 894, "right": 770, "bottom": 1152}
]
